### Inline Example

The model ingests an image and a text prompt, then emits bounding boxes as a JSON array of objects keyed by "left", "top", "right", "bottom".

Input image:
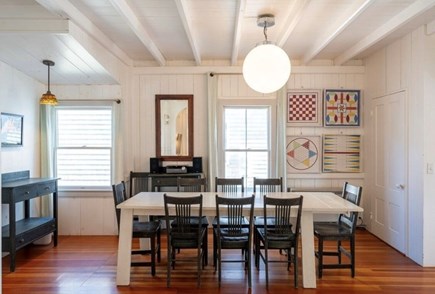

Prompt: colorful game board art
[
  {"left": 323, "top": 134, "right": 361, "bottom": 173},
  {"left": 287, "top": 89, "right": 322, "bottom": 127},
  {"left": 324, "top": 89, "right": 360, "bottom": 126},
  {"left": 286, "top": 136, "right": 321, "bottom": 173}
]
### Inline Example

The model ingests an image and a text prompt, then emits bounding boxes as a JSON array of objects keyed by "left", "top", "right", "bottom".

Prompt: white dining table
[{"left": 116, "top": 191, "right": 363, "bottom": 288}]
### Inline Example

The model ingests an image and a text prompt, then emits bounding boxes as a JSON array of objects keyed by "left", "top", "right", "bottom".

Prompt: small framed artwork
[
  {"left": 324, "top": 89, "right": 360, "bottom": 126},
  {"left": 1, "top": 112, "right": 23, "bottom": 147},
  {"left": 287, "top": 89, "right": 322, "bottom": 127},
  {"left": 322, "top": 134, "right": 361, "bottom": 173},
  {"left": 286, "top": 136, "right": 321, "bottom": 173}
]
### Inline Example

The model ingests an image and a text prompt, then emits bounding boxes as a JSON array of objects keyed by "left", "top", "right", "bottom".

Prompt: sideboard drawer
[{"left": 37, "top": 181, "right": 56, "bottom": 195}]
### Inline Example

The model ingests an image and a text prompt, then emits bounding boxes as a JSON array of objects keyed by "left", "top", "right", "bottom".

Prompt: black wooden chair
[
  {"left": 252, "top": 177, "right": 283, "bottom": 257},
  {"left": 129, "top": 171, "right": 150, "bottom": 198},
  {"left": 112, "top": 182, "right": 161, "bottom": 276},
  {"left": 314, "top": 182, "right": 363, "bottom": 278},
  {"left": 175, "top": 177, "right": 209, "bottom": 264},
  {"left": 255, "top": 195, "right": 303, "bottom": 288},
  {"left": 177, "top": 177, "right": 207, "bottom": 192},
  {"left": 214, "top": 195, "right": 255, "bottom": 288},
  {"left": 164, "top": 194, "right": 207, "bottom": 287},
  {"left": 212, "top": 177, "right": 248, "bottom": 267}
]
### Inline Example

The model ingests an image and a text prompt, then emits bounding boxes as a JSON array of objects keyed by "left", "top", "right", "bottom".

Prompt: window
[
  {"left": 55, "top": 107, "right": 113, "bottom": 189},
  {"left": 223, "top": 107, "right": 271, "bottom": 189}
]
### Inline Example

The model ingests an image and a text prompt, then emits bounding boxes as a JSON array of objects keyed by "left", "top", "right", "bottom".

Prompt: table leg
[
  {"left": 301, "top": 211, "right": 316, "bottom": 288},
  {"left": 116, "top": 208, "right": 133, "bottom": 285}
]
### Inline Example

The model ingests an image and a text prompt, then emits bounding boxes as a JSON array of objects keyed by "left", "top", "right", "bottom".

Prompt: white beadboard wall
[{"left": 364, "top": 24, "right": 435, "bottom": 266}]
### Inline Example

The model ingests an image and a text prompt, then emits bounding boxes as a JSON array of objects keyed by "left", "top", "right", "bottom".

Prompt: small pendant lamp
[{"left": 40, "top": 60, "right": 58, "bottom": 105}]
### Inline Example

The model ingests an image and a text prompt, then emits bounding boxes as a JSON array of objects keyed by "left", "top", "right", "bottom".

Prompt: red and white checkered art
[{"left": 287, "top": 90, "right": 322, "bottom": 127}]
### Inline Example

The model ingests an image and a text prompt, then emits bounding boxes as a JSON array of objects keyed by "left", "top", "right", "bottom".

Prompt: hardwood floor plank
[{"left": 2, "top": 229, "right": 435, "bottom": 293}]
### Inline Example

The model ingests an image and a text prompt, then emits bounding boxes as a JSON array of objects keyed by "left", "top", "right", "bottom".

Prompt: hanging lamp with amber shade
[{"left": 40, "top": 60, "right": 58, "bottom": 105}]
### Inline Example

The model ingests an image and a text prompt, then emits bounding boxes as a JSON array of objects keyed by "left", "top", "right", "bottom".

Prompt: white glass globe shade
[{"left": 242, "top": 43, "right": 291, "bottom": 94}]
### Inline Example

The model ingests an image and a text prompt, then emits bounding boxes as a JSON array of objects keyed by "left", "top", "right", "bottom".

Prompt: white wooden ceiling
[{"left": 1, "top": 0, "right": 435, "bottom": 84}]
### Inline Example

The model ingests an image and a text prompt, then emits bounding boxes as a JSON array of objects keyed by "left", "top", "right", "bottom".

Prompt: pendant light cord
[
  {"left": 263, "top": 21, "right": 268, "bottom": 42},
  {"left": 47, "top": 63, "right": 51, "bottom": 92}
]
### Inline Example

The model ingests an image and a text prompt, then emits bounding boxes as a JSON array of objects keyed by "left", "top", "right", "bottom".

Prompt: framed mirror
[{"left": 156, "top": 94, "right": 193, "bottom": 161}]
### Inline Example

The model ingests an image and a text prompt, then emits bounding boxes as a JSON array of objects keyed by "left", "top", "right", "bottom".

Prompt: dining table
[{"left": 115, "top": 191, "right": 363, "bottom": 288}]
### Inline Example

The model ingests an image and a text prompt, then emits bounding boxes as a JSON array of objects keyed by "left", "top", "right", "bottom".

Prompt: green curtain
[
  {"left": 207, "top": 73, "right": 218, "bottom": 191},
  {"left": 275, "top": 86, "right": 287, "bottom": 190},
  {"left": 40, "top": 104, "right": 54, "bottom": 217}
]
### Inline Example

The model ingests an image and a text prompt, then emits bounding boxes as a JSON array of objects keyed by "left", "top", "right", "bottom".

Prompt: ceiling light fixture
[
  {"left": 40, "top": 60, "right": 58, "bottom": 105},
  {"left": 242, "top": 14, "right": 291, "bottom": 94}
]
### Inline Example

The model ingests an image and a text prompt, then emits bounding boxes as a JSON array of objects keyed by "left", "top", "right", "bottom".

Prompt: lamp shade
[
  {"left": 40, "top": 91, "right": 58, "bottom": 105},
  {"left": 242, "top": 43, "right": 291, "bottom": 94}
]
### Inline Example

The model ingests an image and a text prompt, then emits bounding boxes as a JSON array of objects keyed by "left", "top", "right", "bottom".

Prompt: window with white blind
[
  {"left": 54, "top": 107, "right": 113, "bottom": 189},
  {"left": 223, "top": 106, "right": 270, "bottom": 190}
]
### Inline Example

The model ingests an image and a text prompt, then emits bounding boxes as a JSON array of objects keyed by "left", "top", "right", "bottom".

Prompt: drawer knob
[
  {"left": 44, "top": 187, "right": 50, "bottom": 190},
  {"left": 24, "top": 191, "right": 30, "bottom": 195},
  {"left": 19, "top": 238, "right": 24, "bottom": 243}
]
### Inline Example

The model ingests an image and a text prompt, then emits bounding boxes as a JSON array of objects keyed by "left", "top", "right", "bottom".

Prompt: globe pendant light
[
  {"left": 40, "top": 60, "right": 58, "bottom": 105},
  {"left": 243, "top": 14, "right": 291, "bottom": 94}
]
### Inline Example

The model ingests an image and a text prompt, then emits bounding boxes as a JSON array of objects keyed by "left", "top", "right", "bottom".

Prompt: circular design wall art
[{"left": 286, "top": 136, "right": 320, "bottom": 173}]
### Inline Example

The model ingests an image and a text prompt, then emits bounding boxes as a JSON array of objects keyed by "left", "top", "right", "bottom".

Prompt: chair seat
[
  {"left": 132, "top": 220, "right": 160, "bottom": 238},
  {"left": 254, "top": 216, "right": 294, "bottom": 228},
  {"left": 314, "top": 222, "right": 352, "bottom": 238},
  {"left": 171, "top": 228, "right": 207, "bottom": 248},
  {"left": 172, "top": 216, "right": 209, "bottom": 227},
  {"left": 212, "top": 216, "right": 249, "bottom": 226}
]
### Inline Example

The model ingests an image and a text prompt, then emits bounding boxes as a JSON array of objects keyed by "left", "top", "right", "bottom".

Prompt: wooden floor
[{"left": 2, "top": 228, "right": 435, "bottom": 294}]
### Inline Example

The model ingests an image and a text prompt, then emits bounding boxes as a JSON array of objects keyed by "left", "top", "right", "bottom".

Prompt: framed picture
[
  {"left": 286, "top": 136, "right": 321, "bottom": 173},
  {"left": 287, "top": 89, "right": 322, "bottom": 127},
  {"left": 322, "top": 134, "right": 361, "bottom": 173},
  {"left": 1, "top": 112, "right": 23, "bottom": 147},
  {"left": 324, "top": 89, "right": 360, "bottom": 126}
]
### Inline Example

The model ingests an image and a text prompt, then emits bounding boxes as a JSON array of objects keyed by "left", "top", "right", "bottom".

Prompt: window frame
[
  {"left": 53, "top": 104, "right": 115, "bottom": 191},
  {"left": 217, "top": 98, "right": 277, "bottom": 188}
]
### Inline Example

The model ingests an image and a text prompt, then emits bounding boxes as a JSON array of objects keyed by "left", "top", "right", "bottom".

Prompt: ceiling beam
[
  {"left": 0, "top": 19, "right": 69, "bottom": 33},
  {"left": 231, "top": 0, "right": 246, "bottom": 66},
  {"left": 302, "top": 0, "right": 375, "bottom": 65},
  {"left": 277, "top": 0, "right": 310, "bottom": 48},
  {"left": 174, "top": 0, "right": 201, "bottom": 65},
  {"left": 109, "top": 0, "right": 166, "bottom": 66},
  {"left": 334, "top": 0, "right": 435, "bottom": 65},
  {"left": 35, "top": 0, "right": 132, "bottom": 66}
]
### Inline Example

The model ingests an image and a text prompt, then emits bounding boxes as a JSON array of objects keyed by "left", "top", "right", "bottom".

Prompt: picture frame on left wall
[{"left": 1, "top": 112, "right": 23, "bottom": 147}]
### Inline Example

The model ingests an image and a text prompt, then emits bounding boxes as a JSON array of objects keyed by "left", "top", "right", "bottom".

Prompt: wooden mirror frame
[{"left": 155, "top": 94, "right": 194, "bottom": 161}]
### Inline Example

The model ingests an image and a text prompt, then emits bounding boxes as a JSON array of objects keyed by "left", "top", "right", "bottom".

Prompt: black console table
[{"left": 1, "top": 170, "right": 58, "bottom": 272}]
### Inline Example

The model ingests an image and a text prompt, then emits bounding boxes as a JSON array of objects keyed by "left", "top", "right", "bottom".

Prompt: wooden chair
[
  {"left": 112, "top": 182, "right": 161, "bottom": 276},
  {"left": 177, "top": 177, "right": 207, "bottom": 192},
  {"left": 314, "top": 182, "right": 363, "bottom": 278},
  {"left": 252, "top": 177, "right": 283, "bottom": 258},
  {"left": 164, "top": 194, "right": 207, "bottom": 287},
  {"left": 214, "top": 195, "right": 255, "bottom": 288},
  {"left": 175, "top": 177, "right": 209, "bottom": 263},
  {"left": 129, "top": 171, "right": 150, "bottom": 198},
  {"left": 212, "top": 177, "right": 247, "bottom": 267},
  {"left": 255, "top": 195, "right": 303, "bottom": 288}
]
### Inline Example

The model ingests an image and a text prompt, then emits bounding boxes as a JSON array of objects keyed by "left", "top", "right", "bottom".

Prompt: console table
[{"left": 1, "top": 170, "right": 58, "bottom": 272}]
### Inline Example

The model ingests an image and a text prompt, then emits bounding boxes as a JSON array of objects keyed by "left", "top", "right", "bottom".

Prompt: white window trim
[
  {"left": 53, "top": 102, "right": 115, "bottom": 192},
  {"left": 217, "top": 98, "right": 277, "bottom": 179}
]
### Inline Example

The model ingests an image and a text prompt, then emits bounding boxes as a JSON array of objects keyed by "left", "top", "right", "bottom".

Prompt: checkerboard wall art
[
  {"left": 286, "top": 136, "right": 321, "bottom": 173},
  {"left": 287, "top": 89, "right": 322, "bottom": 127},
  {"left": 324, "top": 89, "right": 360, "bottom": 126},
  {"left": 323, "top": 134, "right": 361, "bottom": 173}
]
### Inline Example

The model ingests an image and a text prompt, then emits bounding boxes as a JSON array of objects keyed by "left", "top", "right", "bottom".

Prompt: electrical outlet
[{"left": 427, "top": 163, "right": 434, "bottom": 174}]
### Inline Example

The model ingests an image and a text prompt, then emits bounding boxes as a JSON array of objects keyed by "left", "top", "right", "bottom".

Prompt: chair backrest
[
  {"left": 262, "top": 195, "right": 303, "bottom": 238},
  {"left": 129, "top": 171, "right": 150, "bottom": 198},
  {"left": 339, "top": 182, "right": 363, "bottom": 232},
  {"left": 177, "top": 177, "right": 207, "bottom": 192},
  {"left": 164, "top": 194, "right": 203, "bottom": 238},
  {"left": 215, "top": 177, "right": 244, "bottom": 193},
  {"left": 112, "top": 181, "right": 127, "bottom": 230},
  {"left": 151, "top": 177, "right": 178, "bottom": 191},
  {"left": 215, "top": 195, "right": 255, "bottom": 235},
  {"left": 253, "top": 177, "right": 283, "bottom": 193}
]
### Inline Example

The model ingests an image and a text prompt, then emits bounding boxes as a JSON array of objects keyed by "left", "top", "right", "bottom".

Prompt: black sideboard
[{"left": 1, "top": 170, "right": 58, "bottom": 272}]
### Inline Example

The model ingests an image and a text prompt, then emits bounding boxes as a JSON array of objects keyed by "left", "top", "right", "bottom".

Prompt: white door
[{"left": 371, "top": 91, "right": 407, "bottom": 253}]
